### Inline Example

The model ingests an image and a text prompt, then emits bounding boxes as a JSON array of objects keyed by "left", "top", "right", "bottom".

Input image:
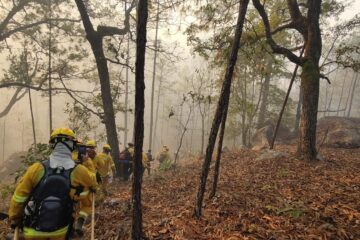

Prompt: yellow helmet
[
  {"left": 103, "top": 144, "right": 111, "bottom": 150},
  {"left": 49, "top": 127, "right": 76, "bottom": 143},
  {"left": 86, "top": 140, "right": 97, "bottom": 148}
]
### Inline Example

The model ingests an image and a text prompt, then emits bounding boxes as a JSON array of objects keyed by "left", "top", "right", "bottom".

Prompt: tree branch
[
  {"left": 97, "top": 0, "right": 136, "bottom": 37},
  {"left": 252, "top": 0, "right": 305, "bottom": 66},
  {"left": 58, "top": 74, "right": 103, "bottom": 117},
  {"left": 0, "top": 87, "right": 27, "bottom": 118}
]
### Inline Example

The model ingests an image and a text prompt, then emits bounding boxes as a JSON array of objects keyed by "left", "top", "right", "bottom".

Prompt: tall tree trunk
[
  {"left": 152, "top": 71, "right": 163, "bottom": 151},
  {"left": 343, "top": 72, "right": 355, "bottom": 117},
  {"left": 336, "top": 70, "right": 347, "bottom": 116},
  {"left": 174, "top": 107, "right": 192, "bottom": 163},
  {"left": 148, "top": 0, "right": 160, "bottom": 153},
  {"left": 294, "top": 86, "right": 302, "bottom": 131},
  {"left": 296, "top": 0, "right": 322, "bottom": 160},
  {"left": 75, "top": 0, "right": 122, "bottom": 176},
  {"left": 48, "top": 0, "right": 53, "bottom": 134},
  {"left": 209, "top": 103, "right": 228, "bottom": 199},
  {"left": 28, "top": 89, "right": 37, "bottom": 146},
  {"left": 194, "top": 0, "right": 249, "bottom": 219},
  {"left": 200, "top": 106, "right": 205, "bottom": 156},
  {"left": 270, "top": 47, "right": 303, "bottom": 149},
  {"left": 347, "top": 72, "right": 358, "bottom": 117},
  {"left": 124, "top": 2, "right": 130, "bottom": 149},
  {"left": 241, "top": 70, "right": 247, "bottom": 146},
  {"left": 2, "top": 118, "right": 6, "bottom": 162},
  {"left": 132, "top": 0, "right": 148, "bottom": 239},
  {"left": 256, "top": 57, "right": 272, "bottom": 129}
]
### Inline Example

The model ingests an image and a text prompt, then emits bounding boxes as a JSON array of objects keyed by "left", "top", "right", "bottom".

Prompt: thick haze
[{"left": 0, "top": 0, "right": 359, "bottom": 164}]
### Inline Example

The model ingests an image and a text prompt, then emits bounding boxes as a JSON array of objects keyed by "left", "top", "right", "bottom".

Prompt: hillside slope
[
  {"left": 93, "top": 146, "right": 360, "bottom": 239},
  {"left": 1, "top": 146, "right": 359, "bottom": 239}
]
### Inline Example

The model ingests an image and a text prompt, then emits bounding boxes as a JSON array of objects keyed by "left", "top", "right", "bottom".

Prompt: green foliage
[
  {"left": 0, "top": 184, "right": 15, "bottom": 200},
  {"left": 158, "top": 159, "right": 175, "bottom": 172},
  {"left": 13, "top": 143, "right": 51, "bottom": 182}
]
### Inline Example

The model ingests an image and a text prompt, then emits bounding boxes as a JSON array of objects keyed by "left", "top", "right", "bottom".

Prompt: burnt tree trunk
[
  {"left": 75, "top": 0, "right": 125, "bottom": 176},
  {"left": 194, "top": 0, "right": 249, "bottom": 218},
  {"left": 209, "top": 103, "right": 228, "bottom": 199},
  {"left": 297, "top": 0, "right": 322, "bottom": 160},
  {"left": 294, "top": 86, "right": 302, "bottom": 131},
  {"left": 132, "top": 0, "right": 148, "bottom": 239}
]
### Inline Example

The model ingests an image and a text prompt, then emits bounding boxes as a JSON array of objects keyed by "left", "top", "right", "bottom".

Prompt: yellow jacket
[
  {"left": 82, "top": 157, "right": 97, "bottom": 174},
  {"left": 128, "top": 147, "right": 148, "bottom": 167},
  {"left": 94, "top": 152, "right": 115, "bottom": 177},
  {"left": 9, "top": 161, "right": 97, "bottom": 238}
]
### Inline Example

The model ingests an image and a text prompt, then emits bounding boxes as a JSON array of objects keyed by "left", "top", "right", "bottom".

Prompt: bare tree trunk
[
  {"left": 174, "top": 107, "right": 192, "bottom": 163},
  {"left": 2, "top": 119, "right": 6, "bottom": 162},
  {"left": 294, "top": 86, "right": 302, "bottom": 131},
  {"left": 347, "top": 72, "right": 358, "bottom": 117},
  {"left": 28, "top": 89, "right": 37, "bottom": 145},
  {"left": 124, "top": 2, "right": 130, "bottom": 149},
  {"left": 343, "top": 72, "right": 355, "bottom": 117},
  {"left": 336, "top": 70, "right": 347, "bottom": 116},
  {"left": 209, "top": 104, "right": 228, "bottom": 199},
  {"left": 152, "top": 70, "right": 163, "bottom": 151},
  {"left": 270, "top": 47, "right": 304, "bottom": 149},
  {"left": 131, "top": 0, "right": 148, "bottom": 239},
  {"left": 194, "top": 0, "right": 249, "bottom": 218},
  {"left": 256, "top": 57, "right": 272, "bottom": 129},
  {"left": 148, "top": 0, "right": 160, "bottom": 153},
  {"left": 48, "top": 0, "right": 53, "bottom": 134},
  {"left": 200, "top": 107, "right": 205, "bottom": 155},
  {"left": 241, "top": 70, "right": 247, "bottom": 146}
]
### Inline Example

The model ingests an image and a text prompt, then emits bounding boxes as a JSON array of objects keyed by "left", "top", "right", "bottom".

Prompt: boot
[{"left": 74, "top": 217, "right": 85, "bottom": 237}]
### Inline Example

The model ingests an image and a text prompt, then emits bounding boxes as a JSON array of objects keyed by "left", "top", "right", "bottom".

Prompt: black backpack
[{"left": 24, "top": 160, "right": 75, "bottom": 232}]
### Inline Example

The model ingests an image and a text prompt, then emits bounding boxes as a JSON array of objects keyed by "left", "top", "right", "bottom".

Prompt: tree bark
[
  {"left": 131, "top": 0, "right": 148, "bottom": 239},
  {"left": 294, "top": 86, "right": 302, "bottom": 130},
  {"left": 256, "top": 57, "right": 272, "bottom": 129},
  {"left": 209, "top": 103, "right": 228, "bottom": 199},
  {"left": 296, "top": 0, "right": 322, "bottom": 160},
  {"left": 74, "top": 0, "right": 122, "bottom": 176},
  {"left": 252, "top": 0, "right": 323, "bottom": 160},
  {"left": 148, "top": 0, "right": 160, "bottom": 153},
  {"left": 194, "top": 0, "right": 249, "bottom": 219}
]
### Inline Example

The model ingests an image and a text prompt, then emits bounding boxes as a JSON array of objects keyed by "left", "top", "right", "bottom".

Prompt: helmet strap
[{"left": 52, "top": 140, "right": 75, "bottom": 152}]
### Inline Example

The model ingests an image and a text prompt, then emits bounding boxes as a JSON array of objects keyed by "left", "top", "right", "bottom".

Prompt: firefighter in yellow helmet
[
  {"left": 8, "top": 127, "right": 97, "bottom": 240},
  {"left": 93, "top": 144, "right": 116, "bottom": 195},
  {"left": 82, "top": 140, "right": 97, "bottom": 174}
]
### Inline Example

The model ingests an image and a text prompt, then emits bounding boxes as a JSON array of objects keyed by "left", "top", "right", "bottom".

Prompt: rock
[
  {"left": 251, "top": 122, "right": 291, "bottom": 150},
  {"left": 317, "top": 117, "right": 360, "bottom": 148},
  {"left": 256, "top": 149, "right": 289, "bottom": 161}
]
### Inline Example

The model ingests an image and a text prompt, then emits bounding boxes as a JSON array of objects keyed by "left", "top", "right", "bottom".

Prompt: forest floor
[{"left": 1, "top": 145, "right": 360, "bottom": 239}]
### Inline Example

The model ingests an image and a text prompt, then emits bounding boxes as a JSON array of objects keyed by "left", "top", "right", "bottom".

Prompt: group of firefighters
[{"left": 6, "top": 127, "right": 172, "bottom": 240}]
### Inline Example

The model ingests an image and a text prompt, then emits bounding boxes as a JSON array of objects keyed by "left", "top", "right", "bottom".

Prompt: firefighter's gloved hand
[{"left": 10, "top": 218, "right": 21, "bottom": 229}]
